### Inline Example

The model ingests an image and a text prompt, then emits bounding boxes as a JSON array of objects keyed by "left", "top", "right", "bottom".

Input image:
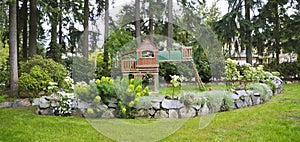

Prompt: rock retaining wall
[{"left": 1, "top": 80, "right": 283, "bottom": 119}]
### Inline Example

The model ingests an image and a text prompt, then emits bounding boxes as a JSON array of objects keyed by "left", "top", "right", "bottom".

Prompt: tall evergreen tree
[
  {"left": 29, "top": 0, "right": 37, "bottom": 58},
  {"left": 9, "top": 0, "right": 18, "bottom": 97},
  {"left": 83, "top": 0, "right": 89, "bottom": 58},
  {"left": 103, "top": 0, "right": 109, "bottom": 76},
  {"left": 135, "top": 0, "right": 141, "bottom": 45},
  {"left": 167, "top": 0, "right": 173, "bottom": 49}
]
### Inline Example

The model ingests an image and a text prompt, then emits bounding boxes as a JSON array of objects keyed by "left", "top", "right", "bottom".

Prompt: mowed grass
[{"left": 0, "top": 84, "right": 299, "bottom": 142}]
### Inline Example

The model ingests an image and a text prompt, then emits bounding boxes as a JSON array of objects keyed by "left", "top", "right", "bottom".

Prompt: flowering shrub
[
  {"left": 225, "top": 58, "right": 241, "bottom": 81},
  {"left": 240, "top": 63, "right": 254, "bottom": 82},
  {"left": 114, "top": 78, "right": 149, "bottom": 118},
  {"left": 85, "top": 95, "right": 109, "bottom": 118},
  {"left": 54, "top": 92, "right": 73, "bottom": 116},
  {"left": 226, "top": 59, "right": 280, "bottom": 92},
  {"left": 61, "top": 76, "right": 74, "bottom": 92},
  {"left": 170, "top": 75, "right": 184, "bottom": 98},
  {"left": 96, "top": 76, "right": 116, "bottom": 104},
  {"left": 44, "top": 82, "right": 59, "bottom": 95}
]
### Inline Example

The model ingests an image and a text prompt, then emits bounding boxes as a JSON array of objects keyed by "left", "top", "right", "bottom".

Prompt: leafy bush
[
  {"left": 0, "top": 47, "right": 9, "bottom": 92},
  {"left": 18, "top": 66, "right": 53, "bottom": 97},
  {"left": 200, "top": 91, "right": 234, "bottom": 112},
  {"left": 74, "top": 82, "right": 98, "bottom": 102},
  {"left": 159, "top": 62, "right": 179, "bottom": 82},
  {"left": 225, "top": 58, "right": 241, "bottom": 81},
  {"left": 248, "top": 83, "right": 273, "bottom": 101},
  {"left": 95, "top": 76, "right": 116, "bottom": 104},
  {"left": 265, "top": 61, "right": 300, "bottom": 79},
  {"left": 0, "top": 94, "right": 7, "bottom": 103},
  {"left": 114, "top": 78, "right": 149, "bottom": 118},
  {"left": 20, "top": 56, "right": 68, "bottom": 92},
  {"left": 60, "top": 76, "right": 74, "bottom": 93},
  {"left": 44, "top": 82, "right": 59, "bottom": 95},
  {"left": 180, "top": 91, "right": 233, "bottom": 112},
  {"left": 180, "top": 92, "right": 205, "bottom": 109}
]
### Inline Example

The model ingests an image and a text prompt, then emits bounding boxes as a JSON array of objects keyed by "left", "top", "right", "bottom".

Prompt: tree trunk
[
  {"left": 29, "top": 0, "right": 37, "bottom": 58},
  {"left": 20, "top": 0, "right": 28, "bottom": 61},
  {"left": 22, "top": 0, "right": 28, "bottom": 61},
  {"left": 245, "top": 0, "right": 252, "bottom": 64},
  {"left": 257, "top": 38, "right": 263, "bottom": 64},
  {"left": 47, "top": 0, "right": 59, "bottom": 61},
  {"left": 58, "top": 0, "right": 63, "bottom": 45},
  {"left": 9, "top": 0, "right": 18, "bottom": 97},
  {"left": 135, "top": 0, "right": 141, "bottom": 45},
  {"left": 167, "top": 0, "right": 173, "bottom": 49},
  {"left": 103, "top": 0, "right": 109, "bottom": 76},
  {"left": 149, "top": 0, "right": 154, "bottom": 41},
  {"left": 83, "top": 0, "right": 89, "bottom": 58},
  {"left": 274, "top": 2, "right": 280, "bottom": 65}
]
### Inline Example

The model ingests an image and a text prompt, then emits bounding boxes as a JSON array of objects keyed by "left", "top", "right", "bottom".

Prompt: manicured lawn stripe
[{"left": 0, "top": 84, "right": 299, "bottom": 142}]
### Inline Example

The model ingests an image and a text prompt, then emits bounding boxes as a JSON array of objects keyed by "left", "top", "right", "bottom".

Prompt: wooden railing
[
  {"left": 138, "top": 57, "right": 157, "bottom": 66},
  {"left": 121, "top": 59, "right": 136, "bottom": 71},
  {"left": 182, "top": 47, "right": 193, "bottom": 59}
]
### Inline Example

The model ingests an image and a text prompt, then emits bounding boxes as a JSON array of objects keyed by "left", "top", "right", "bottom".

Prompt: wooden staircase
[{"left": 191, "top": 62, "right": 205, "bottom": 89}]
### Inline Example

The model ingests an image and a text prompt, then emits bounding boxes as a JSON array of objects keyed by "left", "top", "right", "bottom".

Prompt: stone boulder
[
  {"left": 179, "top": 107, "right": 196, "bottom": 118},
  {"left": 151, "top": 102, "right": 161, "bottom": 110},
  {"left": 199, "top": 103, "right": 210, "bottom": 115},
  {"left": 36, "top": 107, "right": 53, "bottom": 115},
  {"left": 235, "top": 99, "right": 245, "bottom": 108},
  {"left": 39, "top": 96, "right": 50, "bottom": 108},
  {"left": 154, "top": 110, "right": 168, "bottom": 119},
  {"left": 149, "top": 109, "right": 156, "bottom": 116},
  {"left": 32, "top": 98, "right": 40, "bottom": 106},
  {"left": 251, "top": 94, "right": 261, "bottom": 105},
  {"left": 168, "top": 109, "right": 179, "bottom": 118},
  {"left": 0, "top": 102, "right": 13, "bottom": 108},
  {"left": 161, "top": 99, "right": 184, "bottom": 109},
  {"left": 244, "top": 96, "right": 252, "bottom": 106},
  {"left": 135, "top": 109, "right": 149, "bottom": 118},
  {"left": 101, "top": 110, "right": 115, "bottom": 118},
  {"left": 77, "top": 100, "right": 89, "bottom": 109}
]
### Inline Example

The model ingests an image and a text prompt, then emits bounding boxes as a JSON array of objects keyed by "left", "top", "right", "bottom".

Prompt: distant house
[{"left": 228, "top": 47, "right": 297, "bottom": 65}]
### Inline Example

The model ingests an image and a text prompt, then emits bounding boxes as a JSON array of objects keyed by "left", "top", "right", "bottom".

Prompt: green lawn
[{"left": 0, "top": 84, "right": 299, "bottom": 142}]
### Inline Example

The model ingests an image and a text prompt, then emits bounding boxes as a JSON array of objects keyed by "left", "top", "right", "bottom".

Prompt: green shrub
[
  {"left": 95, "top": 76, "right": 116, "bottom": 104},
  {"left": 200, "top": 91, "right": 234, "bottom": 112},
  {"left": 114, "top": 78, "right": 149, "bottom": 118},
  {"left": 20, "top": 55, "right": 68, "bottom": 88},
  {"left": 0, "top": 47, "right": 9, "bottom": 92},
  {"left": 225, "top": 58, "right": 241, "bottom": 81},
  {"left": 248, "top": 83, "right": 273, "bottom": 101},
  {"left": 180, "top": 92, "right": 204, "bottom": 109},
  {"left": 0, "top": 94, "right": 7, "bottom": 103},
  {"left": 74, "top": 82, "right": 98, "bottom": 102},
  {"left": 18, "top": 66, "right": 53, "bottom": 97}
]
